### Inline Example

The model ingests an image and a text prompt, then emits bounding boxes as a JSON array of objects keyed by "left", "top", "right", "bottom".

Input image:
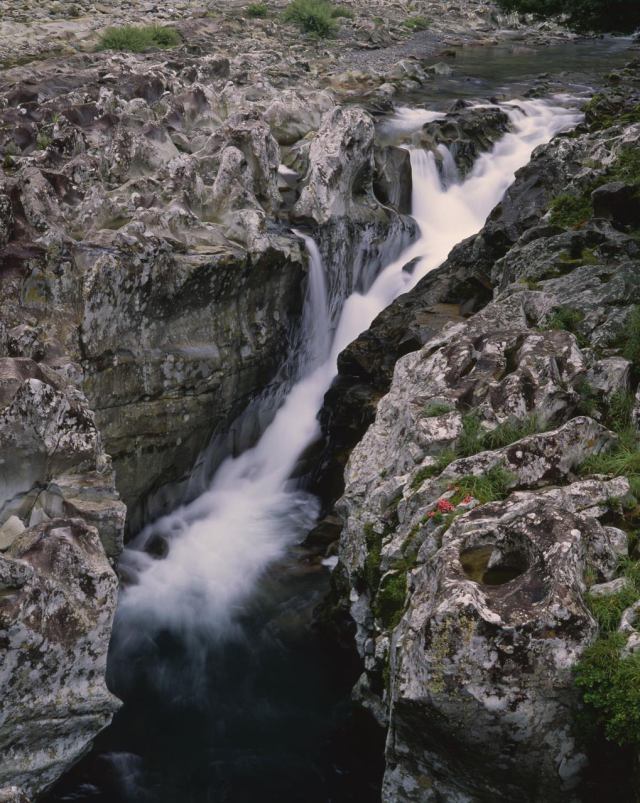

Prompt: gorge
[{"left": 1, "top": 3, "right": 640, "bottom": 802}]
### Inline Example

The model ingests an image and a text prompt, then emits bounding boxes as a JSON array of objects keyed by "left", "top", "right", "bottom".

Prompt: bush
[
  {"left": 546, "top": 305, "right": 588, "bottom": 347},
  {"left": 98, "top": 25, "right": 181, "bottom": 52},
  {"left": 422, "top": 401, "right": 454, "bottom": 417},
  {"left": 246, "top": 2, "right": 269, "bottom": 16},
  {"left": 283, "top": 0, "right": 337, "bottom": 36},
  {"left": 331, "top": 5, "right": 354, "bottom": 18},
  {"left": 496, "top": 0, "right": 640, "bottom": 33}
]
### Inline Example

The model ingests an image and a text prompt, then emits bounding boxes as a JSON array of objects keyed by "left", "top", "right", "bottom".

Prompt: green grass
[
  {"left": 282, "top": 0, "right": 338, "bottom": 35},
  {"left": 411, "top": 449, "right": 456, "bottom": 489},
  {"left": 549, "top": 193, "right": 592, "bottom": 229},
  {"left": 98, "top": 24, "right": 181, "bottom": 52},
  {"left": 622, "top": 305, "right": 640, "bottom": 373},
  {"left": 482, "top": 415, "right": 542, "bottom": 451},
  {"left": 246, "top": 2, "right": 269, "bottom": 16},
  {"left": 574, "top": 633, "right": 640, "bottom": 747},
  {"left": 457, "top": 413, "right": 484, "bottom": 457},
  {"left": 422, "top": 401, "right": 454, "bottom": 418},
  {"left": 331, "top": 5, "right": 354, "bottom": 17},
  {"left": 403, "top": 15, "right": 430, "bottom": 30},
  {"left": 373, "top": 572, "right": 408, "bottom": 629},
  {"left": 450, "top": 465, "right": 514, "bottom": 505},
  {"left": 546, "top": 306, "right": 588, "bottom": 347},
  {"left": 587, "top": 582, "right": 639, "bottom": 632}
]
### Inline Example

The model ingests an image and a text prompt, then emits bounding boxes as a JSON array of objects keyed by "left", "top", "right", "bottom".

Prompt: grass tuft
[
  {"left": 98, "top": 24, "right": 181, "bottom": 52},
  {"left": 450, "top": 465, "right": 514, "bottom": 505},
  {"left": 282, "top": 0, "right": 338, "bottom": 36},
  {"left": 246, "top": 2, "right": 269, "bottom": 16}
]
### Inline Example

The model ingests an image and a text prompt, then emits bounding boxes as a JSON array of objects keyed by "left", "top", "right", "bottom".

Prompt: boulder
[{"left": 0, "top": 519, "right": 120, "bottom": 798}]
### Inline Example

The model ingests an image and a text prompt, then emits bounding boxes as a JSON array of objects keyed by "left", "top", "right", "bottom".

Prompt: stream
[{"left": 45, "top": 38, "right": 635, "bottom": 803}]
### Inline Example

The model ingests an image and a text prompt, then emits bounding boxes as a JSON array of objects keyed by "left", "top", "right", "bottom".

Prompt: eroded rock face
[
  {"left": 0, "top": 359, "right": 124, "bottom": 797},
  {"left": 0, "top": 518, "right": 120, "bottom": 798}
]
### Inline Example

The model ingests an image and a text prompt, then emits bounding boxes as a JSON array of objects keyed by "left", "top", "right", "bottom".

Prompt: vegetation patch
[
  {"left": 546, "top": 305, "right": 588, "bottom": 347},
  {"left": 411, "top": 449, "right": 456, "bottom": 489},
  {"left": 548, "top": 193, "right": 592, "bottom": 229},
  {"left": 98, "top": 25, "right": 181, "bottom": 52},
  {"left": 482, "top": 415, "right": 542, "bottom": 451},
  {"left": 374, "top": 572, "right": 408, "bottom": 629},
  {"left": 246, "top": 2, "right": 269, "bottom": 17},
  {"left": 450, "top": 465, "right": 514, "bottom": 506},
  {"left": 422, "top": 401, "right": 455, "bottom": 418},
  {"left": 363, "top": 523, "right": 383, "bottom": 591},
  {"left": 282, "top": 0, "right": 338, "bottom": 36}
]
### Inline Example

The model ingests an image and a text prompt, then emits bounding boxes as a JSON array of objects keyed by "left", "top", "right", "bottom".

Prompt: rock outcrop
[
  {"left": 328, "top": 63, "right": 640, "bottom": 800},
  {"left": 0, "top": 360, "right": 124, "bottom": 798}
]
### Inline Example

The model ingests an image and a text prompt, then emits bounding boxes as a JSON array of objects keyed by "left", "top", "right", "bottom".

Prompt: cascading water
[
  {"left": 48, "top": 96, "right": 583, "bottom": 803},
  {"left": 115, "top": 97, "right": 580, "bottom": 649}
]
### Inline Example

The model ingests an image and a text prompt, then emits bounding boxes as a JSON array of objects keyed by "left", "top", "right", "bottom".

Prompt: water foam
[{"left": 114, "top": 98, "right": 581, "bottom": 645}]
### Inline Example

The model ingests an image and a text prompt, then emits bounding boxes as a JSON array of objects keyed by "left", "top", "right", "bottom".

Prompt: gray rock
[{"left": 0, "top": 519, "right": 120, "bottom": 798}]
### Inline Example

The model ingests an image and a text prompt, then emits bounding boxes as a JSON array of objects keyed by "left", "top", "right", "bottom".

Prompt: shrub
[
  {"left": 246, "top": 2, "right": 269, "bottom": 16},
  {"left": 98, "top": 25, "right": 181, "bottom": 52},
  {"left": 587, "top": 583, "right": 640, "bottom": 632},
  {"left": 282, "top": 0, "right": 337, "bottom": 36},
  {"left": 574, "top": 633, "right": 640, "bottom": 747},
  {"left": 548, "top": 193, "right": 592, "bottom": 229}
]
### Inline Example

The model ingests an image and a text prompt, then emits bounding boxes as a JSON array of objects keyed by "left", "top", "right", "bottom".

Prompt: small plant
[
  {"left": 246, "top": 2, "right": 269, "bottom": 17},
  {"left": 546, "top": 305, "right": 588, "bottom": 347},
  {"left": 450, "top": 465, "right": 514, "bottom": 505},
  {"left": 482, "top": 415, "right": 541, "bottom": 451},
  {"left": 622, "top": 305, "right": 640, "bottom": 373},
  {"left": 374, "top": 572, "right": 408, "bottom": 629},
  {"left": 282, "top": 0, "right": 337, "bottom": 36},
  {"left": 587, "top": 582, "right": 639, "bottom": 632},
  {"left": 574, "top": 633, "right": 640, "bottom": 747},
  {"left": 331, "top": 4, "right": 354, "bottom": 17},
  {"left": 36, "top": 131, "right": 51, "bottom": 150},
  {"left": 457, "top": 412, "right": 484, "bottom": 458},
  {"left": 98, "top": 25, "right": 181, "bottom": 53},
  {"left": 403, "top": 15, "right": 430, "bottom": 30},
  {"left": 549, "top": 193, "right": 592, "bottom": 229},
  {"left": 411, "top": 449, "right": 456, "bottom": 489},
  {"left": 423, "top": 401, "right": 454, "bottom": 417}
]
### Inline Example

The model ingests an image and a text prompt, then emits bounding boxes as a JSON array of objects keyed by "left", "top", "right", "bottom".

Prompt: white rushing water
[{"left": 115, "top": 98, "right": 581, "bottom": 642}]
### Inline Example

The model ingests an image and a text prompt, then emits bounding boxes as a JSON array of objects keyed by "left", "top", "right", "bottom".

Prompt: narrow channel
[{"left": 47, "top": 94, "right": 582, "bottom": 802}]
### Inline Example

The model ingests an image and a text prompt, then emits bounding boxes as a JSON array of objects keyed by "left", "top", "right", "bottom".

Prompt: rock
[
  {"left": 0, "top": 516, "right": 25, "bottom": 551},
  {"left": 592, "top": 181, "right": 640, "bottom": 228},
  {"left": 589, "top": 576, "right": 629, "bottom": 597},
  {"left": 418, "top": 105, "right": 511, "bottom": 176},
  {"left": 385, "top": 494, "right": 614, "bottom": 801},
  {"left": 374, "top": 146, "right": 413, "bottom": 214},
  {"left": 0, "top": 519, "right": 120, "bottom": 798}
]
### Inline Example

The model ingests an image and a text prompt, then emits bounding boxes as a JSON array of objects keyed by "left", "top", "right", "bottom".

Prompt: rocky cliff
[{"left": 328, "top": 61, "right": 640, "bottom": 799}]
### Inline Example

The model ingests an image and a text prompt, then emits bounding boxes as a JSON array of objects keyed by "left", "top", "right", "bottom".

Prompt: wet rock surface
[{"left": 327, "top": 65, "right": 640, "bottom": 801}]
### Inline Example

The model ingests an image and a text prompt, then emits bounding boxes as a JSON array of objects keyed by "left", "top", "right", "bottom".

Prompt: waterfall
[{"left": 114, "top": 97, "right": 582, "bottom": 648}]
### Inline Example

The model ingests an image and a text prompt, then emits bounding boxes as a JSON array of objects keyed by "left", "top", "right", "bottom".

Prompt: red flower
[
  {"left": 460, "top": 495, "right": 473, "bottom": 505},
  {"left": 436, "top": 499, "right": 455, "bottom": 513}
]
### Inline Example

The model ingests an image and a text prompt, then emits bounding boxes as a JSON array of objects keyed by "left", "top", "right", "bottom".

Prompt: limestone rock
[{"left": 0, "top": 519, "right": 120, "bottom": 798}]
